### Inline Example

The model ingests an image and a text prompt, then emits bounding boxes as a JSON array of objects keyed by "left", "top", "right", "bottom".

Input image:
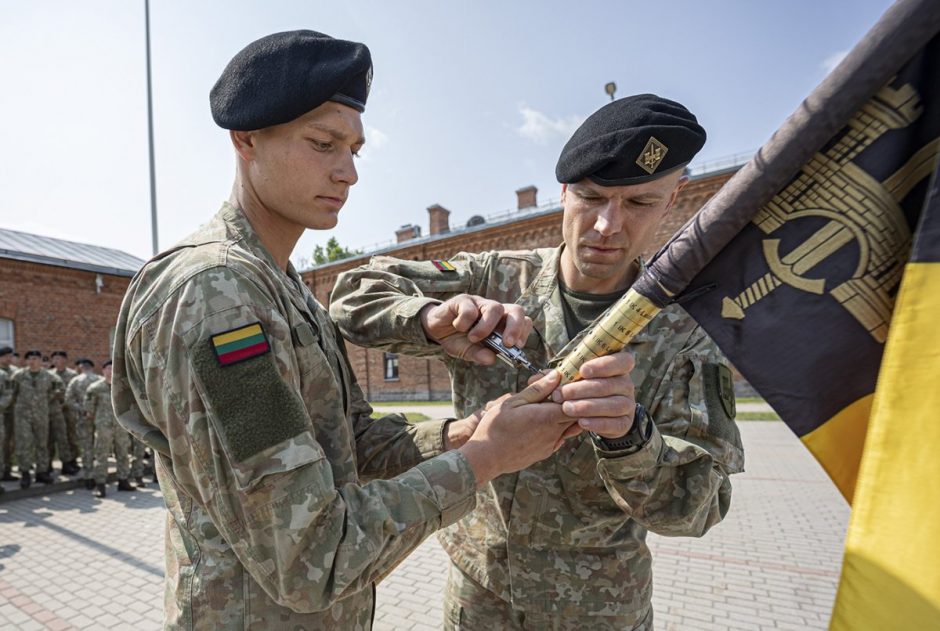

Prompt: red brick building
[
  {"left": 0, "top": 229, "right": 145, "bottom": 365},
  {"left": 303, "top": 165, "right": 741, "bottom": 401}
]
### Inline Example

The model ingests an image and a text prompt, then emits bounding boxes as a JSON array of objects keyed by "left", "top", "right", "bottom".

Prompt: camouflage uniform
[
  {"left": 84, "top": 378, "right": 131, "bottom": 484},
  {"left": 48, "top": 367, "right": 78, "bottom": 466},
  {"left": 12, "top": 369, "right": 64, "bottom": 474},
  {"left": 331, "top": 247, "right": 746, "bottom": 628},
  {"left": 129, "top": 435, "right": 146, "bottom": 480},
  {"left": 0, "top": 369, "right": 13, "bottom": 475},
  {"left": 66, "top": 371, "right": 98, "bottom": 481},
  {"left": 1, "top": 365, "right": 14, "bottom": 475},
  {"left": 111, "top": 203, "right": 478, "bottom": 630}
]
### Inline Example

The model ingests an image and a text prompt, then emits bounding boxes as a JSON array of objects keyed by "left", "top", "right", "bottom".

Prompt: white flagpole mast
[{"left": 145, "top": 0, "right": 159, "bottom": 255}]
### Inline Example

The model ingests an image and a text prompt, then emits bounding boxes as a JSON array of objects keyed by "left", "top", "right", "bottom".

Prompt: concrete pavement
[{"left": 0, "top": 421, "right": 848, "bottom": 630}]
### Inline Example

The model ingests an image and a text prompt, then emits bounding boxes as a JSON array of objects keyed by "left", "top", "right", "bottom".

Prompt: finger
[
  {"left": 553, "top": 422, "right": 584, "bottom": 451},
  {"left": 451, "top": 295, "right": 482, "bottom": 333},
  {"left": 526, "top": 369, "right": 552, "bottom": 387},
  {"left": 558, "top": 375, "right": 634, "bottom": 401},
  {"left": 562, "top": 395, "right": 634, "bottom": 419},
  {"left": 484, "top": 393, "right": 513, "bottom": 411},
  {"left": 511, "top": 369, "right": 561, "bottom": 405},
  {"left": 577, "top": 415, "right": 635, "bottom": 439},
  {"left": 500, "top": 306, "right": 530, "bottom": 348},
  {"left": 467, "top": 300, "right": 504, "bottom": 343},
  {"left": 579, "top": 352, "right": 636, "bottom": 379}
]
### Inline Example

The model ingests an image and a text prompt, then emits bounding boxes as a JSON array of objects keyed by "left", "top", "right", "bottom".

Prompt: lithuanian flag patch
[
  {"left": 431, "top": 259, "right": 457, "bottom": 272},
  {"left": 210, "top": 322, "right": 270, "bottom": 366}
]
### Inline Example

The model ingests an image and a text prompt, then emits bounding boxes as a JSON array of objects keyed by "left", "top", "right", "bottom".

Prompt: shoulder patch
[
  {"left": 431, "top": 259, "right": 457, "bottom": 272},
  {"left": 703, "top": 362, "right": 736, "bottom": 421},
  {"left": 210, "top": 322, "right": 270, "bottom": 366}
]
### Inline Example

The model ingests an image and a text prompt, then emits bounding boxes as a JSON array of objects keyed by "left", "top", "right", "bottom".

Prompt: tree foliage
[{"left": 312, "top": 237, "right": 360, "bottom": 265}]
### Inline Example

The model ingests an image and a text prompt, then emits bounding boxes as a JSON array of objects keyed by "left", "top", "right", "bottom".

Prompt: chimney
[
  {"left": 516, "top": 185, "right": 538, "bottom": 210},
  {"left": 428, "top": 204, "right": 451, "bottom": 235},
  {"left": 395, "top": 224, "right": 421, "bottom": 243}
]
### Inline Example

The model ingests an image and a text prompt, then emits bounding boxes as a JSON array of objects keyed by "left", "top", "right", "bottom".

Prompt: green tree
[{"left": 312, "top": 237, "right": 360, "bottom": 264}]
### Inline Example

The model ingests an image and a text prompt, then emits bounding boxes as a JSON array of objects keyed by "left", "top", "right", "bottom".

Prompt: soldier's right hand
[
  {"left": 419, "top": 295, "right": 533, "bottom": 365},
  {"left": 457, "top": 370, "right": 579, "bottom": 485}
]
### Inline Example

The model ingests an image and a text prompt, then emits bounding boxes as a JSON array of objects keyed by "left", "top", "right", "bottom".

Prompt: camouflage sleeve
[
  {"left": 595, "top": 328, "right": 745, "bottom": 538},
  {"left": 120, "top": 265, "right": 477, "bottom": 612},
  {"left": 0, "top": 372, "right": 11, "bottom": 411},
  {"left": 83, "top": 385, "right": 98, "bottom": 418},
  {"left": 329, "top": 324, "right": 452, "bottom": 482},
  {"left": 330, "top": 252, "right": 494, "bottom": 356},
  {"left": 65, "top": 378, "right": 82, "bottom": 415}
]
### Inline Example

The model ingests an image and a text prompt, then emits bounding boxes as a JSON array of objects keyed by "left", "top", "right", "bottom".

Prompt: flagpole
[{"left": 144, "top": 0, "right": 159, "bottom": 255}]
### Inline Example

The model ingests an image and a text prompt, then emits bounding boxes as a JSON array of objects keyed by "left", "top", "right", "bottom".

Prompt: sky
[{"left": 0, "top": 0, "right": 895, "bottom": 269}]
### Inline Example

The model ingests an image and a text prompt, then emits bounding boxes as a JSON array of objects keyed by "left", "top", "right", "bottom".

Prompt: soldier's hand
[
  {"left": 550, "top": 352, "right": 638, "bottom": 439},
  {"left": 457, "top": 370, "right": 579, "bottom": 485},
  {"left": 419, "top": 295, "right": 533, "bottom": 365}
]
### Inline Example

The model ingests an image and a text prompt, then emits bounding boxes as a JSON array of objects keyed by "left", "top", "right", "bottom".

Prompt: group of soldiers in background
[{"left": 0, "top": 347, "right": 155, "bottom": 498}]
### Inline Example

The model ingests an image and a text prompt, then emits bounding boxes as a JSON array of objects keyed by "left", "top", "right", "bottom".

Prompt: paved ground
[{"left": 0, "top": 421, "right": 848, "bottom": 630}]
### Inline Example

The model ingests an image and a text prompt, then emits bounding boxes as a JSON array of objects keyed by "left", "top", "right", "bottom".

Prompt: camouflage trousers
[
  {"left": 130, "top": 435, "right": 145, "bottom": 479},
  {"left": 0, "top": 406, "right": 5, "bottom": 473},
  {"left": 14, "top": 408, "right": 49, "bottom": 473},
  {"left": 93, "top": 420, "right": 131, "bottom": 484},
  {"left": 48, "top": 405, "right": 74, "bottom": 465},
  {"left": 443, "top": 564, "right": 653, "bottom": 631},
  {"left": 76, "top": 412, "right": 95, "bottom": 480},
  {"left": 3, "top": 408, "right": 13, "bottom": 472}
]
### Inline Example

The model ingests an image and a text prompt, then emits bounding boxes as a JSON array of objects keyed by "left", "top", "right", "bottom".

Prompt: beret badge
[{"left": 636, "top": 136, "right": 668, "bottom": 175}]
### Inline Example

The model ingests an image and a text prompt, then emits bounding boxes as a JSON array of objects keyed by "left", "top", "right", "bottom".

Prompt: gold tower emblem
[
  {"left": 720, "top": 82, "right": 938, "bottom": 344},
  {"left": 636, "top": 137, "right": 668, "bottom": 174}
]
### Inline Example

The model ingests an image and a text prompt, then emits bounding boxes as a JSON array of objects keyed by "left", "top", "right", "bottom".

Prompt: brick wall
[
  {"left": 305, "top": 168, "right": 736, "bottom": 401},
  {"left": 0, "top": 259, "right": 131, "bottom": 365}
]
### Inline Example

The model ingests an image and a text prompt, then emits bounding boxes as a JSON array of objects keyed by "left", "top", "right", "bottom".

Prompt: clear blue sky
[{"left": 0, "top": 0, "right": 893, "bottom": 268}]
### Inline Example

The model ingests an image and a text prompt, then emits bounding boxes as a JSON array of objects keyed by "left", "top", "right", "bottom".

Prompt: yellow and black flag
[
  {"left": 629, "top": 0, "right": 940, "bottom": 502},
  {"left": 828, "top": 148, "right": 940, "bottom": 630}
]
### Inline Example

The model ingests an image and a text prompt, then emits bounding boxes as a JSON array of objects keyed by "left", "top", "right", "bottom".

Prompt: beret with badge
[
  {"left": 556, "top": 93, "right": 706, "bottom": 186},
  {"left": 211, "top": 29, "right": 373, "bottom": 131}
]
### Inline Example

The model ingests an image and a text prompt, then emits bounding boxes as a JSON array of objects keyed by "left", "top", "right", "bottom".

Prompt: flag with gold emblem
[
  {"left": 631, "top": 0, "right": 940, "bottom": 503},
  {"left": 826, "top": 153, "right": 940, "bottom": 630}
]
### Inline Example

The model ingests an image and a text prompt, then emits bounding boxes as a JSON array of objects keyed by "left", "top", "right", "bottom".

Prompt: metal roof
[{"left": 0, "top": 227, "right": 146, "bottom": 277}]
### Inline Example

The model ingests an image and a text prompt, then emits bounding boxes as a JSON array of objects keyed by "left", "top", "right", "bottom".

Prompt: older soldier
[
  {"left": 0, "top": 346, "right": 16, "bottom": 482},
  {"left": 67, "top": 358, "right": 98, "bottom": 490},
  {"left": 332, "top": 95, "right": 746, "bottom": 629},
  {"left": 12, "top": 350, "right": 64, "bottom": 488},
  {"left": 84, "top": 361, "right": 134, "bottom": 498},
  {"left": 111, "top": 30, "right": 593, "bottom": 629},
  {"left": 48, "top": 350, "right": 80, "bottom": 475}
]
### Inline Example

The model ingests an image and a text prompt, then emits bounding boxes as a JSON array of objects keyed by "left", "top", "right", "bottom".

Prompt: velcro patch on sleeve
[
  {"left": 210, "top": 322, "right": 270, "bottom": 366},
  {"left": 431, "top": 259, "right": 457, "bottom": 272}
]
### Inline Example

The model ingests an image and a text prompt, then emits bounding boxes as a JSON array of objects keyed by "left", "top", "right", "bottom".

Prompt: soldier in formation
[
  {"left": 11, "top": 350, "right": 63, "bottom": 488},
  {"left": 83, "top": 360, "right": 136, "bottom": 498}
]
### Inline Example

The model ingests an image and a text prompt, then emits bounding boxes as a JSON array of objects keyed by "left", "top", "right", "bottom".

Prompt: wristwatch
[{"left": 591, "top": 402, "right": 652, "bottom": 452}]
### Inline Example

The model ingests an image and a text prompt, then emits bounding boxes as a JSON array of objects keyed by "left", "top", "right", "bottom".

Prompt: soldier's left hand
[{"left": 530, "top": 352, "right": 637, "bottom": 439}]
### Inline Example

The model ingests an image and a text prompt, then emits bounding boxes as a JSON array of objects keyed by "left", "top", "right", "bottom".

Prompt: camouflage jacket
[
  {"left": 12, "top": 368, "right": 63, "bottom": 420},
  {"left": 84, "top": 378, "right": 113, "bottom": 428},
  {"left": 0, "top": 369, "right": 12, "bottom": 412},
  {"left": 51, "top": 367, "right": 78, "bottom": 389},
  {"left": 331, "top": 247, "right": 745, "bottom": 619},
  {"left": 111, "top": 203, "right": 477, "bottom": 630},
  {"left": 66, "top": 372, "right": 98, "bottom": 417}
]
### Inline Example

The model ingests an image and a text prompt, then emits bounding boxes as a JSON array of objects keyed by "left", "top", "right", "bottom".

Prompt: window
[
  {"left": 0, "top": 318, "right": 13, "bottom": 349},
  {"left": 383, "top": 352, "right": 399, "bottom": 381}
]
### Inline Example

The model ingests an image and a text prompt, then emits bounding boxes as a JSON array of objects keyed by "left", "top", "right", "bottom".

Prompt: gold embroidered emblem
[{"left": 636, "top": 136, "right": 668, "bottom": 174}]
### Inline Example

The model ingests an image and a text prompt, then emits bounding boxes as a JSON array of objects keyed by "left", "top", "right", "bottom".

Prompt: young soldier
[
  {"left": 332, "top": 95, "right": 746, "bottom": 630},
  {"left": 67, "top": 358, "right": 98, "bottom": 490},
  {"left": 110, "top": 30, "right": 606, "bottom": 628},
  {"left": 84, "top": 360, "right": 134, "bottom": 498},
  {"left": 48, "top": 350, "right": 80, "bottom": 475},
  {"left": 12, "top": 350, "right": 63, "bottom": 488}
]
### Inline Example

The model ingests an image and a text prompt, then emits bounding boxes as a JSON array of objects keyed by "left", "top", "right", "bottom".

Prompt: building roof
[{"left": 0, "top": 227, "right": 146, "bottom": 277}]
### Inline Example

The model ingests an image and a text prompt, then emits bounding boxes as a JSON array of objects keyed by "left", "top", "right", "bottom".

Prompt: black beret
[
  {"left": 0, "top": 346, "right": 11, "bottom": 357},
  {"left": 556, "top": 94, "right": 706, "bottom": 186},
  {"left": 51, "top": 350, "right": 67, "bottom": 358},
  {"left": 25, "top": 350, "right": 42, "bottom": 359},
  {"left": 211, "top": 30, "right": 372, "bottom": 130},
  {"left": 102, "top": 360, "right": 113, "bottom": 369},
  {"left": 75, "top": 358, "right": 95, "bottom": 368}
]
